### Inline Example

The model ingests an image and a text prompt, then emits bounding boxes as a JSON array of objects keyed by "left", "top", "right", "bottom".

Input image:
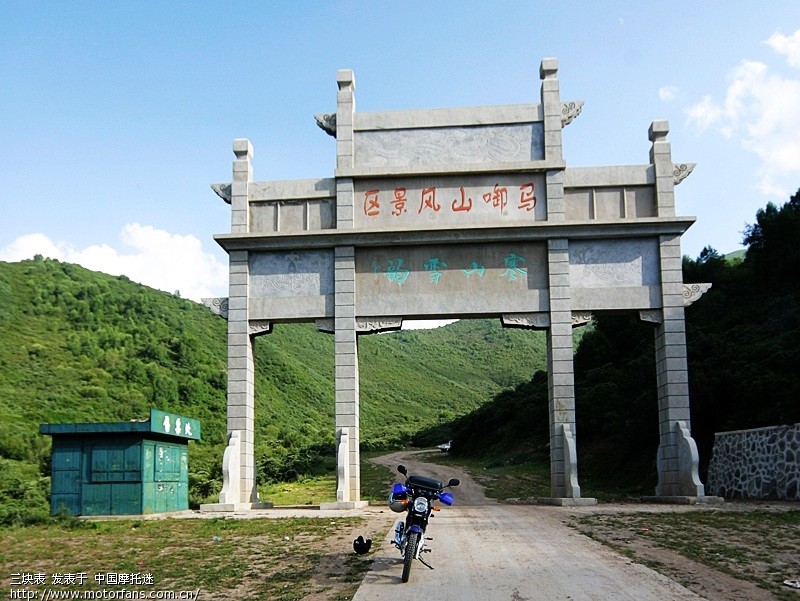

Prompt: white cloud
[
  {"left": 0, "top": 233, "right": 65, "bottom": 263},
  {"left": 658, "top": 85, "right": 681, "bottom": 102},
  {"left": 686, "top": 94, "right": 723, "bottom": 132},
  {"left": 0, "top": 224, "right": 228, "bottom": 302},
  {"left": 766, "top": 30, "right": 800, "bottom": 68},
  {"left": 687, "top": 29, "right": 800, "bottom": 197}
]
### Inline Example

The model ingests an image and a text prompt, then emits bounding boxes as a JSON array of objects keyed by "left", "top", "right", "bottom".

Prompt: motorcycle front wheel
[{"left": 401, "top": 531, "right": 419, "bottom": 583}]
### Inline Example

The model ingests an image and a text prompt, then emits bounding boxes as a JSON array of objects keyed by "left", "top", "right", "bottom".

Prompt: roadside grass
[
  {"left": 359, "top": 451, "right": 397, "bottom": 502},
  {"left": 261, "top": 475, "right": 337, "bottom": 506},
  {"left": 417, "top": 449, "right": 658, "bottom": 502},
  {"left": 569, "top": 510, "right": 800, "bottom": 600},
  {"left": 413, "top": 450, "right": 552, "bottom": 499},
  {"left": 256, "top": 453, "right": 396, "bottom": 506},
  {"left": 0, "top": 516, "right": 378, "bottom": 601}
]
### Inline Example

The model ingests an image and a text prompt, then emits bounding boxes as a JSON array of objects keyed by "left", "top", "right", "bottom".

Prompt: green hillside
[{"left": 0, "top": 256, "right": 547, "bottom": 520}]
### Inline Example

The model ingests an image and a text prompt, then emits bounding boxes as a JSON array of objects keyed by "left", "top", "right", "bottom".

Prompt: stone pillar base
[
  {"left": 535, "top": 497, "right": 598, "bottom": 507},
  {"left": 199, "top": 501, "right": 274, "bottom": 513},
  {"left": 642, "top": 496, "right": 724, "bottom": 505}
]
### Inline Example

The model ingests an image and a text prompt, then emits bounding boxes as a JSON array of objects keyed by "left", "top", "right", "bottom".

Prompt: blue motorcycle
[{"left": 388, "top": 464, "right": 460, "bottom": 583}]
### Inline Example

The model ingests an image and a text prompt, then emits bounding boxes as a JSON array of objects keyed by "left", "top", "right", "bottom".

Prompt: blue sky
[{"left": 2, "top": 1, "right": 800, "bottom": 305}]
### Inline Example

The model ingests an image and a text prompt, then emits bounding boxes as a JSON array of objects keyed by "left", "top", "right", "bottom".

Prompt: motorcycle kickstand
[{"left": 418, "top": 556, "right": 434, "bottom": 570}]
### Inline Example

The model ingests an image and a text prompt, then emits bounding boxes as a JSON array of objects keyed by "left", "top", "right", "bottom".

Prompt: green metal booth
[{"left": 40, "top": 409, "right": 201, "bottom": 516}]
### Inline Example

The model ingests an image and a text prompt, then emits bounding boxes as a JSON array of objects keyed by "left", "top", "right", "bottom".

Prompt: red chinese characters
[
  {"left": 482, "top": 184, "right": 508, "bottom": 212},
  {"left": 418, "top": 187, "right": 441, "bottom": 214},
  {"left": 391, "top": 187, "right": 408, "bottom": 216},
  {"left": 361, "top": 182, "right": 539, "bottom": 219},
  {"left": 451, "top": 187, "right": 473, "bottom": 212},
  {"left": 364, "top": 189, "right": 380, "bottom": 217},
  {"left": 518, "top": 182, "right": 537, "bottom": 212}
]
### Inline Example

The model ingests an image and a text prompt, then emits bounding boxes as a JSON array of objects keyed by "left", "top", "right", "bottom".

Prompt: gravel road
[{"left": 354, "top": 450, "right": 702, "bottom": 601}]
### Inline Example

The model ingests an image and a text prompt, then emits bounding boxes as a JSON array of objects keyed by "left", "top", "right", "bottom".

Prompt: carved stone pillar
[
  {"left": 331, "top": 245, "right": 363, "bottom": 505},
  {"left": 653, "top": 235, "right": 704, "bottom": 497},
  {"left": 226, "top": 138, "right": 257, "bottom": 504},
  {"left": 546, "top": 238, "right": 577, "bottom": 498}
]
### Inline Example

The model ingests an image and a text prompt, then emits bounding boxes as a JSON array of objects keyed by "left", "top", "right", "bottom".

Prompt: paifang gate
[{"left": 201, "top": 58, "right": 714, "bottom": 510}]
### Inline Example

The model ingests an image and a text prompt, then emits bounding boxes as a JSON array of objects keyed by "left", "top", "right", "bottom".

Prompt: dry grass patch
[
  {"left": 0, "top": 513, "right": 393, "bottom": 601},
  {"left": 567, "top": 507, "right": 800, "bottom": 601}
]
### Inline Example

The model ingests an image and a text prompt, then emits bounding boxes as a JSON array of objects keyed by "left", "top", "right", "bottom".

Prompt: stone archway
[{"left": 200, "top": 58, "right": 713, "bottom": 511}]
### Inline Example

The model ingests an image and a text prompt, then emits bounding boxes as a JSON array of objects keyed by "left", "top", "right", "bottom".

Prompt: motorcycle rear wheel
[{"left": 401, "top": 531, "right": 418, "bottom": 583}]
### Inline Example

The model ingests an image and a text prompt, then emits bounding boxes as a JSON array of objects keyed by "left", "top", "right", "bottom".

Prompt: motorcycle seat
[{"left": 407, "top": 474, "right": 443, "bottom": 491}]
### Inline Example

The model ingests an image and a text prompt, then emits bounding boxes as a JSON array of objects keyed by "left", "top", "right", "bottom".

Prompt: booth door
[
  {"left": 51, "top": 445, "right": 81, "bottom": 515},
  {"left": 153, "top": 443, "right": 187, "bottom": 512}
]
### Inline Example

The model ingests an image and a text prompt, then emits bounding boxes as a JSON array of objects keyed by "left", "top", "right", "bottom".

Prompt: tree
[{"left": 742, "top": 188, "right": 800, "bottom": 291}]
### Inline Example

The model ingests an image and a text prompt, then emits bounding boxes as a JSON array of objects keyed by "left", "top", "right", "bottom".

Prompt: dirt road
[{"left": 354, "top": 451, "right": 701, "bottom": 601}]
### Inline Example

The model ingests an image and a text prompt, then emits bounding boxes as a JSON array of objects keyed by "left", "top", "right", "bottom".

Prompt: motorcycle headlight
[{"left": 413, "top": 496, "right": 429, "bottom": 513}]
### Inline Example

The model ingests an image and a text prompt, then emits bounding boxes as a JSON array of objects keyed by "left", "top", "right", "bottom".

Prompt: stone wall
[{"left": 707, "top": 424, "right": 800, "bottom": 500}]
